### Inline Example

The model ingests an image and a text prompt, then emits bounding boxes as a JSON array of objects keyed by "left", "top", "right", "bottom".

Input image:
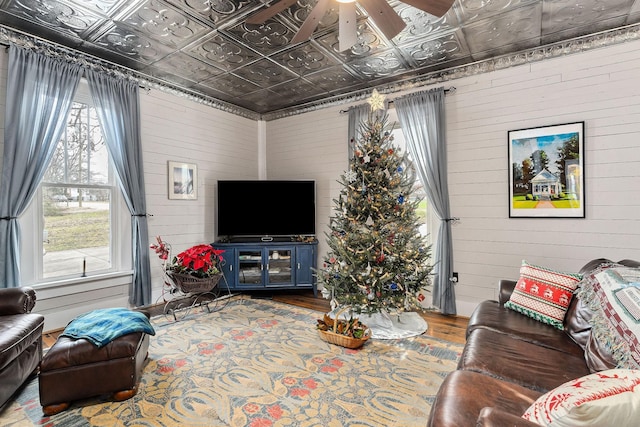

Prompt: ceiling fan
[{"left": 246, "top": 0, "right": 455, "bottom": 51}]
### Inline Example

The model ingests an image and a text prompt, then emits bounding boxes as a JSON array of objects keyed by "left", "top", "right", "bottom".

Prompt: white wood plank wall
[
  {"left": 265, "top": 105, "right": 349, "bottom": 266},
  {"left": 266, "top": 39, "right": 640, "bottom": 316},
  {"left": 141, "top": 89, "right": 259, "bottom": 304},
  {"left": 445, "top": 39, "right": 640, "bottom": 315}
]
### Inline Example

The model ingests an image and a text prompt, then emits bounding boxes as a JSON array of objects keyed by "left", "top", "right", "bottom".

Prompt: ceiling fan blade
[
  {"left": 358, "top": 0, "right": 406, "bottom": 41},
  {"left": 339, "top": 2, "right": 358, "bottom": 51},
  {"left": 400, "top": 0, "right": 455, "bottom": 18},
  {"left": 246, "top": 0, "right": 299, "bottom": 24},
  {"left": 291, "top": 0, "right": 331, "bottom": 44}
]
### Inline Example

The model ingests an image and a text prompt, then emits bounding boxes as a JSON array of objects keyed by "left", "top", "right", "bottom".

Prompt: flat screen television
[{"left": 217, "top": 180, "right": 316, "bottom": 240}]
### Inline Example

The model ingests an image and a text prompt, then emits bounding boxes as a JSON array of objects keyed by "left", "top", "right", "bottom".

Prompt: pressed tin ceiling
[{"left": 1, "top": 0, "right": 640, "bottom": 120}]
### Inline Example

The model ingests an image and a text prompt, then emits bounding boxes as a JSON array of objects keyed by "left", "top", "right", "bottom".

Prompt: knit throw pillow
[
  {"left": 522, "top": 369, "right": 640, "bottom": 426},
  {"left": 504, "top": 260, "right": 583, "bottom": 330}
]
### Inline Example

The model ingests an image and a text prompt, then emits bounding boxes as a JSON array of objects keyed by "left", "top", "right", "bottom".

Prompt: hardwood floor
[
  {"left": 269, "top": 290, "right": 469, "bottom": 344},
  {"left": 42, "top": 290, "right": 469, "bottom": 348}
]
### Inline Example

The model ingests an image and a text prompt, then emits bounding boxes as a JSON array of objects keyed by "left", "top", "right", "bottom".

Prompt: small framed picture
[
  {"left": 168, "top": 161, "right": 197, "bottom": 200},
  {"left": 508, "top": 122, "right": 585, "bottom": 218}
]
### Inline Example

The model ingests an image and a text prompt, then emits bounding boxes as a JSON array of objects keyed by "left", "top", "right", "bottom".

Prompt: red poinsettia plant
[{"left": 151, "top": 236, "right": 224, "bottom": 279}]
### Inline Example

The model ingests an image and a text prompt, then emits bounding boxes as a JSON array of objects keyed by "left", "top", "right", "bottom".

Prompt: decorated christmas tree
[{"left": 319, "top": 102, "right": 432, "bottom": 316}]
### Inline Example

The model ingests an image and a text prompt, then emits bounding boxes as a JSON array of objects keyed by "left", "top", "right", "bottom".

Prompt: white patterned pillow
[
  {"left": 504, "top": 260, "right": 583, "bottom": 329},
  {"left": 522, "top": 369, "right": 640, "bottom": 426}
]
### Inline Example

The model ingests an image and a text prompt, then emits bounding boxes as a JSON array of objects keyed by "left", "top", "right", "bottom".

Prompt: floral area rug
[{"left": 2, "top": 298, "right": 462, "bottom": 427}]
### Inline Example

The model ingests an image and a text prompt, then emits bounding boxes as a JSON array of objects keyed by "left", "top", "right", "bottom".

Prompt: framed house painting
[
  {"left": 168, "top": 161, "right": 197, "bottom": 200},
  {"left": 508, "top": 122, "right": 584, "bottom": 218}
]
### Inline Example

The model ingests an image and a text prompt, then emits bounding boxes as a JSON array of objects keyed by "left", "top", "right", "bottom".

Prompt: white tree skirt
[{"left": 328, "top": 307, "right": 428, "bottom": 340}]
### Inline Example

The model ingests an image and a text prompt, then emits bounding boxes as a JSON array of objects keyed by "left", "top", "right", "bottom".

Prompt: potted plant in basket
[
  {"left": 316, "top": 309, "right": 371, "bottom": 349},
  {"left": 150, "top": 236, "right": 225, "bottom": 294}
]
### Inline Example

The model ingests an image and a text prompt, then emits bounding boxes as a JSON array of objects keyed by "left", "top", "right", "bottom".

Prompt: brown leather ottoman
[{"left": 39, "top": 331, "right": 149, "bottom": 415}]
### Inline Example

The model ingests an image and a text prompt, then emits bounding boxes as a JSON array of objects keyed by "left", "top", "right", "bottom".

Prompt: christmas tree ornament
[
  {"left": 344, "top": 170, "right": 357, "bottom": 183},
  {"left": 367, "top": 89, "right": 386, "bottom": 111}
]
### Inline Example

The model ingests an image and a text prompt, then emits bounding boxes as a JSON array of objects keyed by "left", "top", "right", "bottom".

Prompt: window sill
[
  {"left": 33, "top": 270, "right": 134, "bottom": 296},
  {"left": 32, "top": 271, "right": 134, "bottom": 331}
]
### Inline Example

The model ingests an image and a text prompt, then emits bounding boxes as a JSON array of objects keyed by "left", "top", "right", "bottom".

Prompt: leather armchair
[{"left": 0, "top": 287, "right": 45, "bottom": 409}]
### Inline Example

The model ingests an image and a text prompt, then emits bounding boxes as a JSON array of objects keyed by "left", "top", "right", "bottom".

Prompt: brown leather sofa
[
  {"left": 0, "top": 287, "right": 45, "bottom": 409},
  {"left": 427, "top": 258, "right": 640, "bottom": 427}
]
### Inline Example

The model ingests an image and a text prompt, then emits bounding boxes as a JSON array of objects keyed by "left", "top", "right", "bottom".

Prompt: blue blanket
[{"left": 61, "top": 308, "right": 156, "bottom": 348}]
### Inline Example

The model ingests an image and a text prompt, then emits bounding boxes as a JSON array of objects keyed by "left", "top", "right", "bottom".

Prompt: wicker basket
[
  {"left": 169, "top": 272, "right": 221, "bottom": 294},
  {"left": 318, "top": 328, "right": 370, "bottom": 349},
  {"left": 317, "top": 308, "right": 371, "bottom": 349}
]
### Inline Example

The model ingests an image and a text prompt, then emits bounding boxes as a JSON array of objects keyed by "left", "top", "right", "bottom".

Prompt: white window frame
[{"left": 19, "top": 79, "right": 132, "bottom": 287}]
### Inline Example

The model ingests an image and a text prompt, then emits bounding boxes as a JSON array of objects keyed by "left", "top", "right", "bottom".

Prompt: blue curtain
[
  {"left": 0, "top": 45, "right": 82, "bottom": 288},
  {"left": 85, "top": 70, "right": 151, "bottom": 307},
  {"left": 347, "top": 104, "right": 370, "bottom": 160},
  {"left": 394, "top": 87, "right": 456, "bottom": 315}
]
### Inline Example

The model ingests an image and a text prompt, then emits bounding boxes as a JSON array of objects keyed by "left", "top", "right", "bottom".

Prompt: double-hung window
[{"left": 20, "top": 81, "right": 130, "bottom": 283}]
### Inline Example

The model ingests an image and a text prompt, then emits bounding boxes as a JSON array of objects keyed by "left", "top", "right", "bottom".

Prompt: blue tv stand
[{"left": 212, "top": 239, "right": 318, "bottom": 296}]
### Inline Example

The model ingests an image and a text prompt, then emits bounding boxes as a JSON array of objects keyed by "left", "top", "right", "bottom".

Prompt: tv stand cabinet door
[
  {"left": 295, "top": 244, "right": 316, "bottom": 287},
  {"left": 266, "top": 248, "right": 294, "bottom": 287},
  {"left": 218, "top": 247, "right": 237, "bottom": 290},
  {"left": 237, "top": 248, "right": 265, "bottom": 287}
]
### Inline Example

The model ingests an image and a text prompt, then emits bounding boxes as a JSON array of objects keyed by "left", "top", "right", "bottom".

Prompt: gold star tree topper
[{"left": 367, "top": 89, "right": 385, "bottom": 111}]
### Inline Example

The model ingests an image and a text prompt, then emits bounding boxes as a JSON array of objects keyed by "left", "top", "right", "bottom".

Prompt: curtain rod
[
  {"left": 339, "top": 86, "right": 456, "bottom": 114},
  {"left": 0, "top": 38, "right": 149, "bottom": 91}
]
